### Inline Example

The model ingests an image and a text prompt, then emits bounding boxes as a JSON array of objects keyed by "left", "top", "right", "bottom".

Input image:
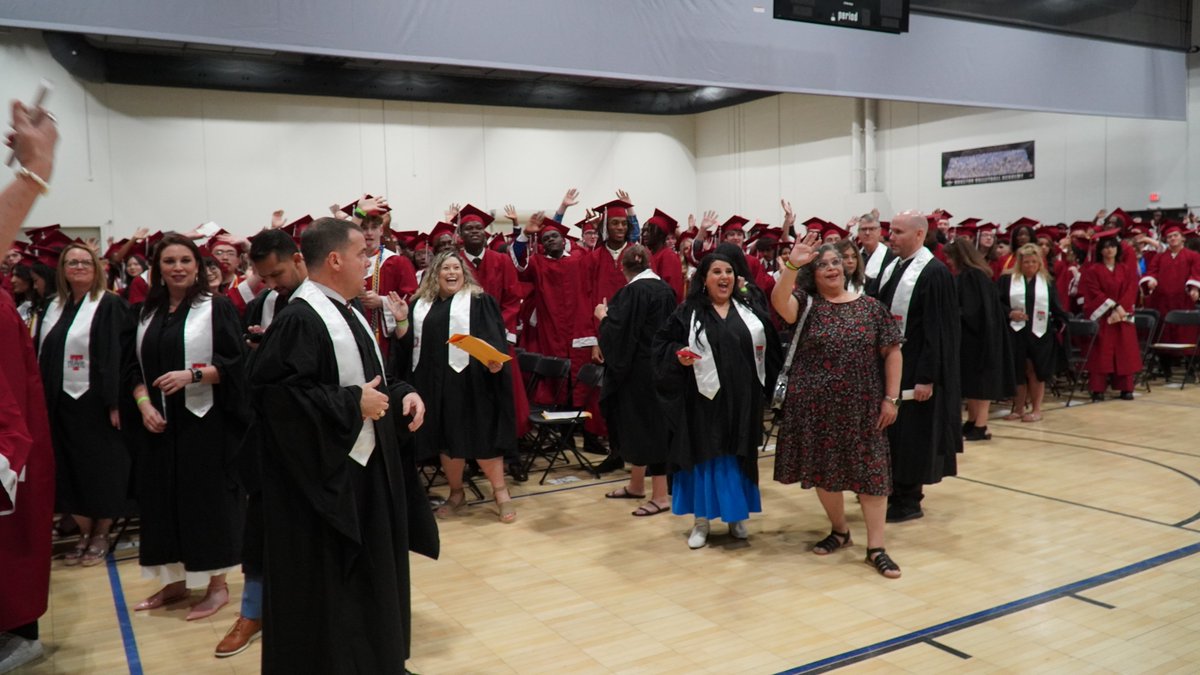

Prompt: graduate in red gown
[
  {"left": 347, "top": 198, "right": 418, "bottom": 361},
  {"left": 512, "top": 215, "right": 584, "bottom": 405},
  {"left": 1140, "top": 223, "right": 1200, "bottom": 347},
  {"left": 456, "top": 205, "right": 530, "bottom": 440},
  {"left": 0, "top": 97, "right": 58, "bottom": 671},
  {"left": 643, "top": 209, "right": 685, "bottom": 303},
  {"left": 1080, "top": 232, "right": 1143, "bottom": 400}
]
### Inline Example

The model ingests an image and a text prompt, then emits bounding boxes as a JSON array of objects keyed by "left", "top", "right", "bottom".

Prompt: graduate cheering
[
  {"left": 399, "top": 250, "right": 518, "bottom": 523},
  {"left": 653, "top": 253, "right": 782, "bottom": 549},
  {"left": 249, "top": 217, "right": 438, "bottom": 674}
]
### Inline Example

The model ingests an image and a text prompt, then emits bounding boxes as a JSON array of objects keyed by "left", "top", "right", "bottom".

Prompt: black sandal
[
  {"left": 866, "top": 547, "right": 901, "bottom": 578},
  {"left": 812, "top": 529, "right": 851, "bottom": 555}
]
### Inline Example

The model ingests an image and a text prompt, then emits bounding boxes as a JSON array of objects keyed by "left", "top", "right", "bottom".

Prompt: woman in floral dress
[{"left": 770, "top": 233, "right": 905, "bottom": 579}]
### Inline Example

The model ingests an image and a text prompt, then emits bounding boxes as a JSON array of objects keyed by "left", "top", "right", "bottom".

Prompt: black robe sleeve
[
  {"left": 250, "top": 306, "right": 369, "bottom": 545},
  {"left": 598, "top": 283, "right": 643, "bottom": 397},
  {"left": 96, "top": 293, "right": 134, "bottom": 412}
]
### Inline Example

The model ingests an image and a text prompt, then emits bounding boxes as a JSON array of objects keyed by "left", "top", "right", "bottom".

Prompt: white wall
[
  {"left": 0, "top": 31, "right": 697, "bottom": 241},
  {"left": 695, "top": 55, "right": 1200, "bottom": 226},
  {"left": 7, "top": 26, "right": 1200, "bottom": 242}
]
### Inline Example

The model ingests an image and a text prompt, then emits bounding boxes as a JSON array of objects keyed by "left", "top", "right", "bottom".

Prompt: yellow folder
[{"left": 447, "top": 334, "right": 513, "bottom": 364}]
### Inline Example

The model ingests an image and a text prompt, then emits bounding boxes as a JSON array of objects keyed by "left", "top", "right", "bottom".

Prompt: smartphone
[
  {"left": 6, "top": 79, "right": 53, "bottom": 167},
  {"left": 676, "top": 348, "right": 702, "bottom": 360}
]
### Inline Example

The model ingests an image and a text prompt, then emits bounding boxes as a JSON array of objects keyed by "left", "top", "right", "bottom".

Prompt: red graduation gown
[
  {"left": 1080, "top": 262, "right": 1142, "bottom": 376},
  {"left": 650, "top": 246, "right": 684, "bottom": 304},
  {"left": 0, "top": 290, "right": 54, "bottom": 632},
  {"left": 463, "top": 249, "right": 530, "bottom": 436},
  {"left": 573, "top": 243, "right": 631, "bottom": 435},
  {"left": 1141, "top": 247, "right": 1200, "bottom": 343},
  {"left": 363, "top": 249, "right": 419, "bottom": 360},
  {"left": 515, "top": 249, "right": 583, "bottom": 405}
]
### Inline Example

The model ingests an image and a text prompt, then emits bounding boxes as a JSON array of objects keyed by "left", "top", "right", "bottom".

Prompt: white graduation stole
[
  {"left": 40, "top": 293, "right": 102, "bottom": 398},
  {"left": 137, "top": 295, "right": 216, "bottom": 418},
  {"left": 864, "top": 245, "right": 888, "bottom": 280},
  {"left": 1009, "top": 273, "right": 1050, "bottom": 337},
  {"left": 236, "top": 280, "right": 256, "bottom": 305},
  {"left": 260, "top": 290, "right": 280, "bottom": 329},
  {"left": 887, "top": 247, "right": 934, "bottom": 336},
  {"left": 411, "top": 290, "right": 472, "bottom": 372},
  {"left": 291, "top": 280, "right": 385, "bottom": 467},
  {"left": 689, "top": 300, "right": 767, "bottom": 400}
]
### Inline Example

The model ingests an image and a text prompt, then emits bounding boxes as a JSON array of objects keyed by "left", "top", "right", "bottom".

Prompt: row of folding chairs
[{"left": 515, "top": 349, "right": 607, "bottom": 485}]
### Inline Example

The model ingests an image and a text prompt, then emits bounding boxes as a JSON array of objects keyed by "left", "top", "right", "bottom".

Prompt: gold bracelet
[{"left": 15, "top": 166, "right": 50, "bottom": 194}]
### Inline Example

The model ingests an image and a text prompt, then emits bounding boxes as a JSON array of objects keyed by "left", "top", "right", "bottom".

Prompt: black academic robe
[
  {"left": 251, "top": 296, "right": 439, "bottom": 675},
  {"left": 998, "top": 274, "right": 1069, "bottom": 382},
  {"left": 236, "top": 289, "right": 288, "bottom": 577},
  {"left": 128, "top": 294, "right": 249, "bottom": 573},
  {"left": 956, "top": 267, "right": 1016, "bottom": 401},
  {"left": 597, "top": 276, "right": 677, "bottom": 467},
  {"left": 878, "top": 257, "right": 962, "bottom": 486},
  {"left": 653, "top": 298, "right": 782, "bottom": 481},
  {"left": 863, "top": 246, "right": 898, "bottom": 298},
  {"left": 401, "top": 292, "right": 516, "bottom": 460},
  {"left": 37, "top": 292, "right": 133, "bottom": 518}
]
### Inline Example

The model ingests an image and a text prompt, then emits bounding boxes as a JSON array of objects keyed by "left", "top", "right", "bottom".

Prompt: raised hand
[
  {"left": 701, "top": 210, "right": 719, "bottom": 232},
  {"left": 271, "top": 209, "right": 286, "bottom": 229},
  {"left": 526, "top": 210, "right": 545, "bottom": 234},
  {"left": 358, "top": 195, "right": 388, "bottom": 216},
  {"left": 84, "top": 237, "right": 100, "bottom": 253},
  {"left": 781, "top": 199, "right": 795, "bottom": 225},
  {"left": 504, "top": 204, "right": 519, "bottom": 224},
  {"left": 560, "top": 188, "right": 579, "bottom": 209},
  {"left": 594, "top": 297, "right": 608, "bottom": 321},
  {"left": 133, "top": 227, "right": 150, "bottom": 241},
  {"left": 786, "top": 232, "right": 820, "bottom": 268},
  {"left": 615, "top": 189, "right": 631, "bottom": 203},
  {"left": 445, "top": 203, "right": 461, "bottom": 221},
  {"left": 385, "top": 291, "right": 409, "bottom": 323}
]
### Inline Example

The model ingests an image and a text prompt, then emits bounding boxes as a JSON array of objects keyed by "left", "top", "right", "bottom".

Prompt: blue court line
[
  {"left": 774, "top": 540, "right": 1200, "bottom": 674},
  {"left": 105, "top": 551, "right": 144, "bottom": 675}
]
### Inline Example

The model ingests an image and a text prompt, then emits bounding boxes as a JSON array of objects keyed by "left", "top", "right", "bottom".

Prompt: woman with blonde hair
[
  {"left": 36, "top": 242, "right": 134, "bottom": 565},
  {"left": 998, "top": 243, "right": 1067, "bottom": 422},
  {"left": 393, "top": 251, "right": 517, "bottom": 523}
]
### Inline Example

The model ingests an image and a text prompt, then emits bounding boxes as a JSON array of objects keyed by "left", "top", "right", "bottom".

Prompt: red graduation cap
[
  {"left": 28, "top": 244, "right": 63, "bottom": 268},
  {"left": 645, "top": 208, "right": 679, "bottom": 236},
  {"left": 1034, "top": 225, "right": 1062, "bottom": 241},
  {"left": 488, "top": 234, "right": 508, "bottom": 252},
  {"left": 952, "top": 223, "right": 979, "bottom": 240},
  {"left": 576, "top": 215, "right": 599, "bottom": 233},
  {"left": 759, "top": 226, "right": 784, "bottom": 242},
  {"left": 392, "top": 230, "right": 420, "bottom": 249},
  {"left": 820, "top": 222, "right": 849, "bottom": 241},
  {"left": 429, "top": 221, "right": 458, "bottom": 244},
  {"left": 879, "top": 221, "right": 891, "bottom": 238},
  {"left": 340, "top": 195, "right": 392, "bottom": 216},
  {"left": 456, "top": 204, "right": 495, "bottom": 228},
  {"left": 1107, "top": 208, "right": 1132, "bottom": 229},
  {"left": 281, "top": 215, "right": 314, "bottom": 239},
  {"left": 8, "top": 240, "right": 29, "bottom": 255},
  {"left": 678, "top": 225, "right": 699, "bottom": 241},
  {"left": 593, "top": 199, "right": 633, "bottom": 222},
  {"left": 932, "top": 208, "right": 953, "bottom": 219},
  {"left": 35, "top": 228, "right": 74, "bottom": 251},
  {"left": 1161, "top": 221, "right": 1187, "bottom": 237},
  {"left": 24, "top": 224, "right": 62, "bottom": 244},
  {"left": 412, "top": 233, "right": 431, "bottom": 251},
  {"left": 540, "top": 220, "right": 570, "bottom": 239},
  {"left": 976, "top": 222, "right": 998, "bottom": 234},
  {"left": 103, "top": 238, "right": 128, "bottom": 260},
  {"left": 720, "top": 215, "right": 750, "bottom": 237},
  {"left": 957, "top": 217, "right": 982, "bottom": 227},
  {"left": 1010, "top": 216, "right": 1040, "bottom": 230},
  {"left": 801, "top": 217, "right": 828, "bottom": 230}
]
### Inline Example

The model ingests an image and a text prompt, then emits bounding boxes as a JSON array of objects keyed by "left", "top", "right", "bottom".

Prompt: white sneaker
[
  {"left": 729, "top": 520, "right": 749, "bottom": 540},
  {"left": 0, "top": 636, "right": 45, "bottom": 674},
  {"left": 687, "top": 518, "right": 710, "bottom": 549}
]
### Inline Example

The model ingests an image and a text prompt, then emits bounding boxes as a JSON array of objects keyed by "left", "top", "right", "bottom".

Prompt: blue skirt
[{"left": 671, "top": 455, "right": 761, "bottom": 523}]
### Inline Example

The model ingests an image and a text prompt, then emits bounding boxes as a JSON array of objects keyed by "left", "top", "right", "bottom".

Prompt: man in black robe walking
[
  {"left": 876, "top": 212, "right": 963, "bottom": 522},
  {"left": 250, "top": 218, "right": 439, "bottom": 674}
]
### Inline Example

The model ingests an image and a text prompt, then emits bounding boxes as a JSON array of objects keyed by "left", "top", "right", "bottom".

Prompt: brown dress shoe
[{"left": 214, "top": 616, "right": 262, "bottom": 658}]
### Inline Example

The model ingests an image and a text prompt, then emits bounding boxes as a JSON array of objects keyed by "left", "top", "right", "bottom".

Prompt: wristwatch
[
  {"left": 885, "top": 396, "right": 901, "bottom": 407},
  {"left": 191, "top": 368, "right": 204, "bottom": 383}
]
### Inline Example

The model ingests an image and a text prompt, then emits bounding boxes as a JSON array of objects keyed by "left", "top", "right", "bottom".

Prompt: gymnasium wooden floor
[{"left": 21, "top": 383, "right": 1200, "bottom": 674}]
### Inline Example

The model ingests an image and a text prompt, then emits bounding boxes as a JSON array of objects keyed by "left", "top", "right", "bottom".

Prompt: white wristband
[{"left": 14, "top": 166, "right": 49, "bottom": 194}]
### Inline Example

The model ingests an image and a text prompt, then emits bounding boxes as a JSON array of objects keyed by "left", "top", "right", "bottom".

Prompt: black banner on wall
[{"left": 942, "top": 141, "right": 1035, "bottom": 187}]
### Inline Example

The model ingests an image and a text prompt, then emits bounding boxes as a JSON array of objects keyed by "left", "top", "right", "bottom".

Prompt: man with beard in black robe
[
  {"left": 250, "top": 217, "right": 438, "bottom": 674},
  {"left": 876, "top": 212, "right": 963, "bottom": 523}
]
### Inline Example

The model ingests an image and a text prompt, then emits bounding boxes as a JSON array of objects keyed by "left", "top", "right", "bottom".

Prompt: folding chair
[
  {"left": 517, "top": 351, "right": 542, "bottom": 396},
  {"left": 521, "top": 363, "right": 603, "bottom": 484},
  {"left": 1062, "top": 318, "right": 1099, "bottom": 405},
  {"left": 1132, "top": 311, "right": 1158, "bottom": 392},
  {"left": 1150, "top": 309, "right": 1200, "bottom": 389}
]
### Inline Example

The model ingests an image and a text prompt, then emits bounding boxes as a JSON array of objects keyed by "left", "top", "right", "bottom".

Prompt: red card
[{"left": 676, "top": 348, "right": 702, "bottom": 360}]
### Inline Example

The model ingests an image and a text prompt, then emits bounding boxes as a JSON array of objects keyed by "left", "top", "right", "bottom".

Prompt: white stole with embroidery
[
  {"left": 291, "top": 280, "right": 385, "bottom": 467},
  {"left": 886, "top": 247, "right": 934, "bottom": 336},
  {"left": 689, "top": 300, "right": 767, "bottom": 400},
  {"left": 1010, "top": 273, "right": 1050, "bottom": 337},
  {"left": 411, "top": 290, "right": 472, "bottom": 373},
  {"left": 136, "top": 295, "right": 215, "bottom": 417},
  {"left": 42, "top": 293, "right": 103, "bottom": 398}
]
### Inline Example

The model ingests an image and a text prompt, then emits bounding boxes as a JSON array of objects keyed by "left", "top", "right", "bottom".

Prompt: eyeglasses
[
  {"left": 64, "top": 259, "right": 94, "bottom": 268},
  {"left": 814, "top": 258, "right": 844, "bottom": 270}
]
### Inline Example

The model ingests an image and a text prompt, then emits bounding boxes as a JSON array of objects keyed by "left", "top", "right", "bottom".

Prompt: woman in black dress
[
  {"left": 36, "top": 243, "right": 133, "bottom": 566},
  {"left": 397, "top": 251, "right": 517, "bottom": 523},
  {"left": 944, "top": 239, "right": 1014, "bottom": 441},
  {"left": 999, "top": 244, "right": 1067, "bottom": 423},
  {"left": 653, "top": 253, "right": 781, "bottom": 549},
  {"left": 770, "top": 233, "right": 904, "bottom": 578},
  {"left": 129, "top": 233, "right": 248, "bottom": 621}
]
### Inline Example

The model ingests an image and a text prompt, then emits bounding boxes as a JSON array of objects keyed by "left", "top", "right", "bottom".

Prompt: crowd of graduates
[{"left": 6, "top": 178, "right": 1200, "bottom": 669}]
